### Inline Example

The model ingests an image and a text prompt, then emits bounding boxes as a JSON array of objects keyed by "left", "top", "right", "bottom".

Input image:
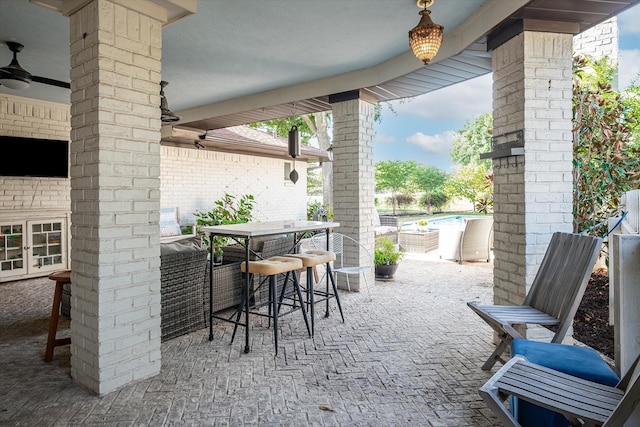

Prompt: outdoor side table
[
  {"left": 399, "top": 230, "right": 439, "bottom": 253},
  {"left": 45, "top": 269, "right": 71, "bottom": 362}
]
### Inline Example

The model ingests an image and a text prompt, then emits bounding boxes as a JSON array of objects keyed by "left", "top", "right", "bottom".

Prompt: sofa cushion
[{"left": 160, "top": 235, "right": 202, "bottom": 255}]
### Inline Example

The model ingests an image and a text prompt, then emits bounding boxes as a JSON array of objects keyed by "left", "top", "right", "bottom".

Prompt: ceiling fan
[{"left": 0, "top": 41, "right": 70, "bottom": 90}]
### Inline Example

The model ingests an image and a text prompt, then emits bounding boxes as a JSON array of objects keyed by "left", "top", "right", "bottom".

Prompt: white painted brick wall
[
  {"left": 160, "top": 146, "right": 308, "bottom": 224},
  {"left": 0, "top": 94, "right": 71, "bottom": 211},
  {"left": 574, "top": 18, "right": 618, "bottom": 60}
]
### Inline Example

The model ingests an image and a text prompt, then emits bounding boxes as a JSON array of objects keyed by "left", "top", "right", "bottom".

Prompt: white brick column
[
  {"left": 491, "top": 31, "right": 574, "bottom": 340},
  {"left": 574, "top": 18, "right": 618, "bottom": 59},
  {"left": 574, "top": 18, "right": 619, "bottom": 88},
  {"left": 330, "top": 92, "right": 376, "bottom": 291},
  {"left": 68, "top": 0, "right": 163, "bottom": 394}
]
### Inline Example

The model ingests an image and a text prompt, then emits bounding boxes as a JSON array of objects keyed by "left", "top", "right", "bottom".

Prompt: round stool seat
[
  {"left": 241, "top": 256, "right": 303, "bottom": 275},
  {"left": 48, "top": 269, "right": 71, "bottom": 284},
  {"left": 285, "top": 250, "right": 336, "bottom": 267}
]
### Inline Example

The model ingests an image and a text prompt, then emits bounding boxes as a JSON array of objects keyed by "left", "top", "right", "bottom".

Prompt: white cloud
[
  {"left": 618, "top": 5, "right": 640, "bottom": 35},
  {"left": 619, "top": 49, "right": 640, "bottom": 89},
  {"left": 406, "top": 130, "right": 456, "bottom": 156},
  {"left": 388, "top": 73, "right": 493, "bottom": 121},
  {"left": 374, "top": 133, "right": 396, "bottom": 144}
]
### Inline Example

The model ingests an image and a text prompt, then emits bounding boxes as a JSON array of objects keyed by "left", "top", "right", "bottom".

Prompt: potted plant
[
  {"left": 417, "top": 219, "right": 429, "bottom": 232},
  {"left": 374, "top": 236, "right": 404, "bottom": 280},
  {"left": 212, "top": 246, "right": 224, "bottom": 266}
]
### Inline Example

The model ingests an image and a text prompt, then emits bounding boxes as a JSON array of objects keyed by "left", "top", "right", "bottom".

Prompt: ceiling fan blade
[{"left": 32, "top": 75, "right": 70, "bottom": 89}]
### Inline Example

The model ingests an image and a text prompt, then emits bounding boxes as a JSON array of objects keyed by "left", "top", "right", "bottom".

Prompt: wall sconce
[
  {"left": 288, "top": 125, "right": 300, "bottom": 183},
  {"left": 160, "top": 80, "right": 181, "bottom": 123},
  {"left": 408, "top": 0, "right": 444, "bottom": 65}
]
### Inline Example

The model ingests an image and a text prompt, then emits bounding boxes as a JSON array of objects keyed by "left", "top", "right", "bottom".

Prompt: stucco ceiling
[{"left": 0, "top": 0, "right": 638, "bottom": 132}]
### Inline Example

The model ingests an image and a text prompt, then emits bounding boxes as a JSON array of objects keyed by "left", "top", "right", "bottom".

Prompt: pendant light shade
[
  {"left": 409, "top": 0, "right": 444, "bottom": 65},
  {"left": 288, "top": 125, "right": 300, "bottom": 158}
]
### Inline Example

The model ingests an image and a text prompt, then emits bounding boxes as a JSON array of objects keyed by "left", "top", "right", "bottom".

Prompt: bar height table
[{"left": 202, "top": 220, "right": 339, "bottom": 353}]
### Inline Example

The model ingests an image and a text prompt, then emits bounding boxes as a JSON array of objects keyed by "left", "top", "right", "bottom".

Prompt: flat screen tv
[{"left": 0, "top": 136, "right": 69, "bottom": 178}]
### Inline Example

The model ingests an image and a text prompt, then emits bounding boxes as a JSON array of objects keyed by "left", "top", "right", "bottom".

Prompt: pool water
[{"left": 400, "top": 215, "right": 469, "bottom": 232}]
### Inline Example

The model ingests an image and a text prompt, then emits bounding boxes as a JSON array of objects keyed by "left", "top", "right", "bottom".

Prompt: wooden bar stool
[
  {"left": 45, "top": 269, "right": 71, "bottom": 362},
  {"left": 284, "top": 250, "right": 344, "bottom": 337},
  {"left": 234, "top": 256, "right": 309, "bottom": 354}
]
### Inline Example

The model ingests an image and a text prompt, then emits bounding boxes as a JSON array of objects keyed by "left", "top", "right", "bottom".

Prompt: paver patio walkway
[{"left": 0, "top": 252, "right": 501, "bottom": 426}]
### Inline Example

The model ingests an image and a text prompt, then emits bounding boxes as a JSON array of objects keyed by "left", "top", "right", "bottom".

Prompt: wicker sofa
[{"left": 160, "top": 236, "right": 208, "bottom": 342}]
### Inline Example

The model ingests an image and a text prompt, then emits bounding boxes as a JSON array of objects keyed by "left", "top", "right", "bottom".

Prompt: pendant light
[
  {"left": 288, "top": 125, "right": 300, "bottom": 184},
  {"left": 409, "top": 0, "right": 444, "bottom": 65}
]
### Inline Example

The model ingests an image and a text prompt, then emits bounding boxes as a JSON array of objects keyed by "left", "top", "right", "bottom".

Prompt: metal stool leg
[
  {"left": 270, "top": 275, "right": 278, "bottom": 355},
  {"left": 231, "top": 273, "right": 250, "bottom": 344},
  {"left": 293, "top": 270, "right": 311, "bottom": 337},
  {"left": 326, "top": 264, "right": 345, "bottom": 322}
]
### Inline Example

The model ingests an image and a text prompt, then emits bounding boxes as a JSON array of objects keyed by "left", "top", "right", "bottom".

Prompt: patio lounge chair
[
  {"left": 479, "top": 352, "right": 640, "bottom": 426},
  {"left": 374, "top": 211, "right": 399, "bottom": 244},
  {"left": 467, "top": 231, "right": 602, "bottom": 370},
  {"left": 439, "top": 216, "right": 493, "bottom": 263}
]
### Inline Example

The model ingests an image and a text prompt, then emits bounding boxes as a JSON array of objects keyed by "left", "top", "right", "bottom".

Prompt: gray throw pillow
[{"left": 160, "top": 235, "right": 202, "bottom": 256}]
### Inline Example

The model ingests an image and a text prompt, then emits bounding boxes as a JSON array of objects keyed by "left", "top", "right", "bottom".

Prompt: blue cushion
[{"left": 510, "top": 339, "right": 619, "bottom": 427}]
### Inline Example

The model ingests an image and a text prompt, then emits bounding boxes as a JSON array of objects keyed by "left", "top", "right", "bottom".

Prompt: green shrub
[{"left": 194, "top": 193, "right": 255, "bottom": 249}]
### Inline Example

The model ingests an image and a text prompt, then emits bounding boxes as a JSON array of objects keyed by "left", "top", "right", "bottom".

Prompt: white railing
[{"left": 608, "top": 189, "right": 640, "bottom": 379}]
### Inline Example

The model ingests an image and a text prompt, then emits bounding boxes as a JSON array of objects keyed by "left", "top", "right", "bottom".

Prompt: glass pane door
[
  {"left": 27, "top": 219, "right": 66, "bottom": 274},
  {"left": 0, "top": 222, "right": 26, "bottom": 278}
]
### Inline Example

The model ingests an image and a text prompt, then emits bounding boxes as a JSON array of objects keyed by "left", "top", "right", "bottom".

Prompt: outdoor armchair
[{"left": 439, "top": 216, "right": 493, "bottom": 263}]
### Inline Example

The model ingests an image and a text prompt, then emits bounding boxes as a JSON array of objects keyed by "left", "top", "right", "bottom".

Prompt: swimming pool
[{"left": 400, "top": 215, "right": 480, "bottom": 231}]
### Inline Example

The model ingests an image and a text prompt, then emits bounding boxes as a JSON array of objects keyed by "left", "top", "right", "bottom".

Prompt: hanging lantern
[
  {"left": 288, "top": 125, "right": 300, "bottom": 158},
  {"left": 288, "top": 125, "right": 300, "bottom": 184}
]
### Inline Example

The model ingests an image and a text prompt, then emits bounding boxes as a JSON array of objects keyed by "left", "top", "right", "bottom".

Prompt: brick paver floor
[{"left": 0, "top": 252, "right": 501, "bottom": 426}]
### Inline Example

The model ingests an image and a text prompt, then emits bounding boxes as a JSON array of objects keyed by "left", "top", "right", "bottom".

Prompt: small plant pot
[
  {"left": 375, "top": 263, "right": 399, "bottom": 280},
  {"left": 213, "top": 254, "right": 223, "bottom": 266}
]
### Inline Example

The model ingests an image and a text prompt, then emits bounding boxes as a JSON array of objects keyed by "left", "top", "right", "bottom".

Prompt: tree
[
  {"left": 451, "top": 112, "right": 493, "bottom": 168},
  {"left": 300, "top": 113, "right": 333, "bottom": 207},
  {"left": 444, "top": 164, "right": 492, "bottom": 212},
  {"left": 250, "top": 104, "right": 384, "bottom": 209},
  {"left": 572, "top": 54, "right": 640, "bottom": 236},
  {"left": 249, "top": 113, "right": 334, "bottom": 206},
  {"left": 412, "top": 164, "right": 448, "bottom": 212},
  {"left": 375, "top": 160, "right": 418, "bottom": 215}
]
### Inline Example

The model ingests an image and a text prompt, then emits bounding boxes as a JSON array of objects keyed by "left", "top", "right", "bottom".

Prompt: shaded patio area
[{"left": 0, "top": 253, "right": 499, "bottom": 426}]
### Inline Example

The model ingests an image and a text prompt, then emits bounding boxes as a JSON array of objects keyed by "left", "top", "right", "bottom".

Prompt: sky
[{"left": 373, "top": 4, "right": 640, "bottom": 172}]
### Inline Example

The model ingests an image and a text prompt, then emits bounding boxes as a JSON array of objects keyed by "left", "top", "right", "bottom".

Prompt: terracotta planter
[{"left": 375, "top": 263, "right": 399, "bottom": 280}]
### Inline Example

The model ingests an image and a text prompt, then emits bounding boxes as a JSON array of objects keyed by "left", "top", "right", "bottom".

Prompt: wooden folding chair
[
  {"left": 479, "top": 353, "right": 640, "bottom": 426},
  {"left": 468, "top": 232, "right": 602, "bottom": 370}
]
